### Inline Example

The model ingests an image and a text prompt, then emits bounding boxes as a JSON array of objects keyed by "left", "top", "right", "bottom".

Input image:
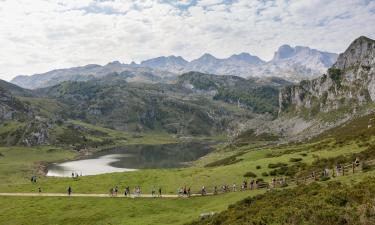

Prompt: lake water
[{"left": 47, "top": 142, "right": 213, "bottom": 177}]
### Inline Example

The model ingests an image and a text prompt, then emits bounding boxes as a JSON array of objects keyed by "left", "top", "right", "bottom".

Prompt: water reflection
[{"left": 47, "top": 142, "right": 213, "bottom": 177}]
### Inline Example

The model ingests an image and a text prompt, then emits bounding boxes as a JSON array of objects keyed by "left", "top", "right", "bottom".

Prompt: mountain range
[
  {"left": 2, "top": 36, "right": 374, "bottom": 147},
  {"left": 10, "top": 45, "right": 337, "bottom": 89}
]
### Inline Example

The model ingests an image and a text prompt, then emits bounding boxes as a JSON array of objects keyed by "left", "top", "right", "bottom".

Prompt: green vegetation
[
  {"left": 190, "top": 176, "right": 375, "bottom": 225},
  {"left": 214, "top": 86, "right": 279, "bottom": 116},
  {"left": 1, "top": 117, "right": 375, "bottom": 224},
  {"left": 243, "top": 171, "right": 257, "bottom": 178},
  {"left": 0, "top": 191, "right": 263, "bottom": 225},
  {"left": 328, "top": 68, "right": 342, "bottom": 87},
  {"left": 289, "top": 157, "right": 303, "bottom": 162}
]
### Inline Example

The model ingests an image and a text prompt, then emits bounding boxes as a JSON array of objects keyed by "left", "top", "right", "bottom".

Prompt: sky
[{"left": 0, "top": 0, "right": 374, "bottom": 81}]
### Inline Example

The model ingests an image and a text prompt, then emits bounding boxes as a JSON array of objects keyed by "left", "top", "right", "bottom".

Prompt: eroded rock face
[
  {"left": 22, "top": 120, "right": 50, "bottom": 146},
  {"left": 0, "top": 87, "right": 29, "bottom": 122},
  {"left": 279, "top": 36, "right": 375, "bottom": 117}
]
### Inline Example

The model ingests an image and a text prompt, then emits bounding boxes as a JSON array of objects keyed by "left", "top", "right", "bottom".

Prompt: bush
[
  {"left": 300, "top": 153, "right": 308, "bottom": 157},
  {"left": 268, "top": 162, "right": 288, "bottom": 168},
  {"left": 256, "top": 165, "right": 261, "bottom": 169},
  {"left": 261, "top": 172, "right": 269, "bottom": 177},
  {"left": 326, "top": 192, "right": 348, "bottom": 206},
  {"left": 362, "top": 162, "right": 374, "bottom": 172},
  {"left": 328, "top": 68, "right": 342, "bottom": 87},
  {"left": 244, "top": 171, "right": 257, "bottom": 178},
  {"left": 320, "top": 176, "right": 331, "bottom": 182},
  {"left": 290, "top": 158, "right": 303, "bottom": 162}
]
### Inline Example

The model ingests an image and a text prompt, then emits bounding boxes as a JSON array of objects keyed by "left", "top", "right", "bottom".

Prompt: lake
[{"left": 47, "top": 142, "right": 213, "bottom": 177}]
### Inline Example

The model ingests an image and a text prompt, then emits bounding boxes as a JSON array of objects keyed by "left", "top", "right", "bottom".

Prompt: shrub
[
  {"left": 328, "top": 68, "right": 342, "bottom": 87},
  {"left": 326, "top": 192, "right": 348, "bottom": 206},
  {"left": 300, "top": 153, "right": 308, "bottom": 157},
  {"left": 256, "top": 165, "right": 261, "bottom": 169},
  {"left": 320, "top": 176, "right": 331, "bottom": 182},
  {"left": 261, "top": 172, "right": 269, "bottom": 177},
  {"left": 362, "top": 162, "right": 373, "bottom": 172},
  {"left": 244, "top": 171, "right": 257, "bottom": 178},
  {"left": 268, "top": 162, "right": 288, "bottom": 168},
  {"left": 290, "top": 158, "right": 303, "bottom": 162}
]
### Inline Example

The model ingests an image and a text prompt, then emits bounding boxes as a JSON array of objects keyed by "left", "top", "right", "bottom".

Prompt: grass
[
  {"left": 0, "top": 137, "right": 368, "bottom": 195},
  {"left": 0, "top": 146, "right": 76, "bottom": 186},
  {"left": 1, "top": 116, "right": 375, "bottom": 225},
  {"left": 0, "top": 190, "right": 263, "bottom": 225}
]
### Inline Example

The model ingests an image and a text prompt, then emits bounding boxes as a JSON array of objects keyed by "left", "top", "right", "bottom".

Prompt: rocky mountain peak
[
  {"left": 140, "top": 55, "right": 188, "bottom": 68},
  {"left": 196, "top": 53, "right": 218, "bottom": 61},
  {"left": 278, "top": 36, "right": 375, "bottom": 119},
  {"left": 228, "top": 53, "right": 265, "bottom": 65},
  {"left": 334, "top": 36, "right": 375, "bottom": 70},
  {"left": 273, "top": 44, "right": 295, "bottom": 60},
  {"left": 106, "top": 61, "right": 122, "bottom": 66}
]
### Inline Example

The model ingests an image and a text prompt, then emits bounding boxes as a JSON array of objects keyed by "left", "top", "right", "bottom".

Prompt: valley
[{"left": 1, "top": 35, "right": 375, "bottom": 225}]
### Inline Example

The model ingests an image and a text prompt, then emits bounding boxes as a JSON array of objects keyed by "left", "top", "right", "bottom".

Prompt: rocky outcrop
[
  {"left": 279, "top": 36, "right": 375, "bottom": 118},
  {"left": 0, "top": 87, "right": 30, "bottom": 122}
]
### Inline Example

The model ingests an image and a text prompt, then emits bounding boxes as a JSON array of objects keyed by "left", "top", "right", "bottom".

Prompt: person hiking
[
  {"left": 214, "top": 186, "right": 218, "bottom": 195},
  {"left": 250, "top": 180, "right": 254, "bottom": 190},
  {"left": 187, "top": 187, "right": 191, "bottom": 197},
  {"left": 232, "top": 183, "right": 237, "bottom": 192},
  {"left": 115, "top": 186, "right": 119, "bottom": 196},
  {"left": 38, "top": 187, "right": 42, "bottom": 193},
  {"left": 355, "top": 157, "right": 360, "bottom": 167},
  {"left": 201, "top": 186, "right": 206, "bottom": 196},
  {"left": 158, "top": 187, "right": 162, "bottom": 197},
  {"left": 151, "top": 187, "right": 156, "bottom": 197},
  {"left": 67, "top": 186, "right": 72, "bottom": 196}
]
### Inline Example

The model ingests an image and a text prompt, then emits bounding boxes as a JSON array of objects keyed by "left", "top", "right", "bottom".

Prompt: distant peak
[
  {"left": 229, "top": 52, "right": 265, "bottom": 64},
  {"left": 107, "top": 61, "right": 122, "bottom": 66},
  {"left": 83, "top": 64, "right": 101, "bottom": 69},
  {"left": 273, "top": 44, "right": 295, "bottom": 60},
  {"left": 199, "top": 53, "right": 217, "bottom": 59}
]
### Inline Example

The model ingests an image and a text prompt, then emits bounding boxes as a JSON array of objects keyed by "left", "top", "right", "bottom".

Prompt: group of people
[
  {"left": 177, "top": 186, "right": 191, "bottom": 197},
  {"left": 71, "top": 172, "right": 82, "bottom": 179},
  {"left": 211, "top": 179, "right": 268, "bottom": 195},
  {"left": 108, "top": 185, "right": 163, "bottom": 197},
  {"left": 30, "top": 175, "right": 37, "bottom": 183}
]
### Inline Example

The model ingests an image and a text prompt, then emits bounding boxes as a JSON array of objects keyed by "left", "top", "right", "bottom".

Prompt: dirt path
[{"left": 0, "top": 192, "right": 211, "bottom": 198}]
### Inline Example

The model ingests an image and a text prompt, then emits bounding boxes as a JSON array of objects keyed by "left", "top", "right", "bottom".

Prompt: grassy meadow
[{"left": 1, "top": 113, "right": 375, "bottom": 224}]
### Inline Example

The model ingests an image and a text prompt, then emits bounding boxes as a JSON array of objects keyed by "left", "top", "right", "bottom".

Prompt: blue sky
[{"left": 0, "top": 0, "right": 374, "bottom": 80}]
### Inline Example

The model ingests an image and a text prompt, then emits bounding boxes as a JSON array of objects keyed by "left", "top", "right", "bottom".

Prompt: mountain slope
[
  {"left": 34, "top": 72, "right": 289, "bottom": 136},
  {"left": 11, "top": 62, "right": 177, "bottom": 89}
]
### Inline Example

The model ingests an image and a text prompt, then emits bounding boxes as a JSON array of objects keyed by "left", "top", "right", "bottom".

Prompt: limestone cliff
[{"left": 279, "top": 36, "right": 375, "bottom": 118}]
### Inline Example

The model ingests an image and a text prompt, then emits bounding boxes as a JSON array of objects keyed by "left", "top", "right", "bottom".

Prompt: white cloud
[{"left": 0, "top": 0, "right": 374, "bottom": 80}]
